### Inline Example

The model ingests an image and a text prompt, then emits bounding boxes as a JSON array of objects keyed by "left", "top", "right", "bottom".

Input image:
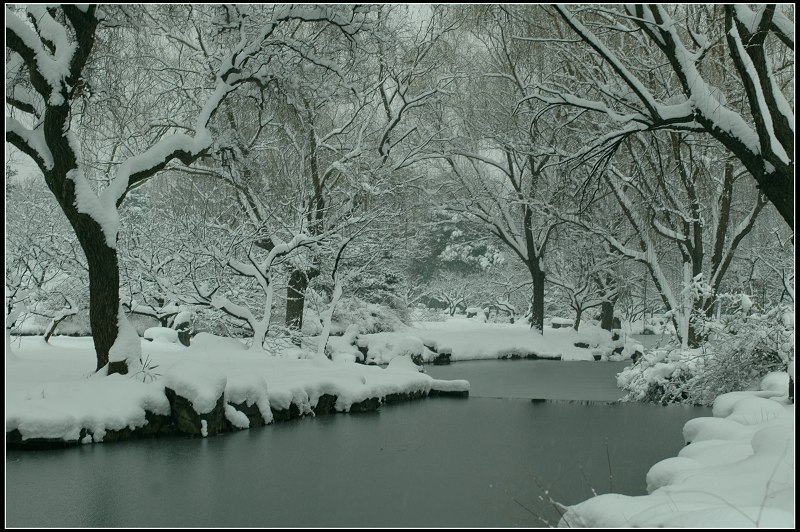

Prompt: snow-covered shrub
[
  {"left": 619, "top": 299, "right": 794, "bottom": 405},
  {"left": 356, "top": 332, "right": 435, "bottom": 365},
  {"left": 328, "top": 296, "right": 407, "bottom": 335},
  {"left": 642, "top": 315, "right": 675, "bottom": 335},
  {"left": 326, "top": 324, "right": 362, "bottom": 362},
  {"left": 465, "top": 307, "right": 486, "bottom": 321},
  {"left": 408, "top": 305, "right": 447, "bottom": 322}
]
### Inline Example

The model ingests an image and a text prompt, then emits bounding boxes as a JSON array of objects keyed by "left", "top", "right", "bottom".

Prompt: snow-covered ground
[
  {"left": 351, "top": 316, "right": 637, "bottom": 363},
  {"left": 559, "top": 372, "right": 795, "bottom": 527},
  {"left": 6, "top": 334, "right": 468, "bottom": 444}
]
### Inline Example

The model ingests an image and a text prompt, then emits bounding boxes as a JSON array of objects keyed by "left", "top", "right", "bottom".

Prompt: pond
[{"left": 6, "top": 360, "right": 710, "bottom": 527}]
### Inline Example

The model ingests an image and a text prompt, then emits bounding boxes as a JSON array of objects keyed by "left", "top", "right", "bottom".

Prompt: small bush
[
  {"left": 330, "top": 296, "right": 407, "bottom": 335},
  {"left": 618, "top": 299, "right": 794, "bottom": 406}
]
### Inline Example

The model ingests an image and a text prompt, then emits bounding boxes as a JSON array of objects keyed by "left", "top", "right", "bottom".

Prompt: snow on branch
[
  {"left": 5, "top": 116, "right": 53, "bottom": 170},
  {"left": 541, "top": 4, "right": 794, "bottom": 226},
  {"left": 7, "top": 5, "right": 374, "bottom": 250}
]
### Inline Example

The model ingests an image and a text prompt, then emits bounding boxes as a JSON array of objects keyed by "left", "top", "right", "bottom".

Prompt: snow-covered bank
[
  {"left": 350, "top": 318, "right": 638, "bottom": 364},
  {"left": 558, "top": 373, "right": 795, "bottom": 527},
  {"left": 6, "top": 335, "right": 469, "bottom": 447}
]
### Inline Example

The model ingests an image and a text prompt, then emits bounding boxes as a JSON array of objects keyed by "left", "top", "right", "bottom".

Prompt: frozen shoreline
[
  {"left": 559, "top": 373, "right": 795, "bottom": 528},
  {"left": 6, "top": 335, "right": 468, "bottom": 449}
]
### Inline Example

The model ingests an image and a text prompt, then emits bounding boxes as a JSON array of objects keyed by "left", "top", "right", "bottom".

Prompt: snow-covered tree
[
  {"left": 562, "top": 131, "right": 766, "bottom": 347},
  {"left": 435, "top": 6, "right": 575, "bottom": 333},
  {"left": 6, "top": 177, "right": 87, "bottom": 342},
  {"left": 6, "top": 4, "right": 370, "bottom": 373},
  {"left": 547, "top": 232, "right": 621, "bottom": 331},
  {"left": 537, "top": 4, "right": 794, "bottom": 227}
]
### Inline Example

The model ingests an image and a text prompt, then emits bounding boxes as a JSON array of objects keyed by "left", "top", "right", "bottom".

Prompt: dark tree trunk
[
  {"left": 285, "top": 270, "right": 309, "bottom": 332},
  {"left": 285, "top": 268, "right": 319, "bottom": 346},
  {"left": 686, "top": 298, "right": 710, "bottom": 349},
  {"left": 573, "top": 307, "right": 582, "bottom": 331},
  {"left": 600, "top": 300, "right": 615, "bottom": 331},
  {"left": 156, "top": 297, "right": 171, "bottom": 328},
  {"left": 42, "top": 159, "right": 128, "bottom": 374},
  {"left": 43, "top": 311, "right": 73, "bottom": 344},
  {"left": 76, "top": 228, "right": 124, "bottom": 373},
  {"left": 530, "top": 264, "right": 545, "bottom": 333}
]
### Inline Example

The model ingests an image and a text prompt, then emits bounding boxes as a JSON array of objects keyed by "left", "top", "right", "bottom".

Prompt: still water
[{"left": 6, "top": 359, "right": 709, "bottom": 527}]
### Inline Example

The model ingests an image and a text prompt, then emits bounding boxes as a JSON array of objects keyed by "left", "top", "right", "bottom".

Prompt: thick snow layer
[
  {"left": 173, "top": 311, "right": 193, "bottom": 327},
  {"left": 5, "top": 369, "right": 170, "bottom": 443},
  {"left": 6, "top": 334, "right": 466, "bottom": 443},
  {"left": 224, "top": 374, "right": 272, "bottom": 424},
  {"left": 224, "top": 403, "right": 250, "bottom": 429},
  {"left": 108, "top": 308, "right": 142, "bottom": 365},
  {"left": 144, "top": 327, "right": 179, "bottom": 344},
  {"left": 385, "top": 355, "right": 424, "bottom": 373},
  {"left": 326, "top": 324, "right": 361, "bottom": 361},
  {"left": 164, "top": 361, "right": 227, "bottom": 414},
  {"left": 356, "top": 332, "right": 435, "bottom": 364},
  {"left": 188, "top": 332, "right": 248, "bottom": 354},
  {"left": 559, "top": 378, "right": 794, "bottom": 527},
  {"left": 430, "top": 379, "right": 470, "bottom": 393},
  {"left": 405, "top": 318, "right": 614, "bottom": 361}
]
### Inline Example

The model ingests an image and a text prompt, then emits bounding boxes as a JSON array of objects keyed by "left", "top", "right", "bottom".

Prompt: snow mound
[
  {"left": 326, "top": 324, "right": 361, "bottom": 362},
  {"left": 224, "top": 404, "right": 250, "bottom": 429},
  {"left": 144, "top": 327, "right": 179, "bottom": 344},
  {"left": 357, "top": 332, "right": 434, "bottom": 364},
  {"left": 6, "top": 335, "right": 470, "bottom": 446},
  {"left": 187, "top": 332, "right": 247, "bottom": 355},
  {"left": 386, "top": 355, "right": 423, "bottom": 373},
  {"left": 408, "top": 321, "right": 613, "bottom": 361},
  {"left": 430, "top": 379, "right": 470, "bottom": 393},
  {"left": 560, "top": 381, "right": 794, "bottom": 528},
  {"left": 163, "top": 361, "right": 226, "bottom": 414},
  {"left": 5, "top": 374, "right": 169, "bottom": 442},
  {"left": 173, "top": 311, "right": 193, "bottom": 327},
  {"left": 725, "top": 396, "right": 786, "bottom": 425},
  {"left": 224, "top": 374, "right": 272, "bottom": 424},
  {"left": 760, "top": 371, "right": 790, "bottom": 393}
]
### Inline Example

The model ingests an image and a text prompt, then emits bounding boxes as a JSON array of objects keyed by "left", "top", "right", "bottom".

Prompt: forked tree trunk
[{"left": 573, "top": 307, "right": 582, "bottom": 331}]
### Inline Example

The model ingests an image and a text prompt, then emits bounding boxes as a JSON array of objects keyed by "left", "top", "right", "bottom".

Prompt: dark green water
[{"left": 6, "top": 361, "right": 710, "bottom": 527}]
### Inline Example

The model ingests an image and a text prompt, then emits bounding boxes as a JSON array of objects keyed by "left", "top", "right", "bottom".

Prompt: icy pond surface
[{"left": 6, "top": 359, "right": 709, "bottom": 527}]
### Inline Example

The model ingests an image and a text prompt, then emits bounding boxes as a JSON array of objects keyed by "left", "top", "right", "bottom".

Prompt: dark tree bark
[
  {"left": 600, "top": 301, "right": 615, "bottom": 331},
  {"left": 530, "top": 262, "right": 546, "bottom": 333},
  {"left": 80, "top": 231, "right": 123, "bottom": 372},
  {"left": 573, "top": 307, "right": 582, "bottom": 332},
  {"left": 285, "top": 268, "right": 318, "bottom": 344}
]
